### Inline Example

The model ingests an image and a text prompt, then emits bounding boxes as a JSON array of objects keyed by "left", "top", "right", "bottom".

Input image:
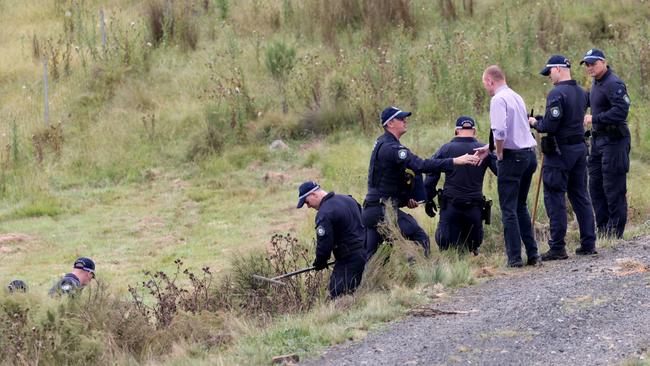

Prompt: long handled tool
[
  {"left": 531, "top": 154, "right": 544, "bottom": 227},
  {"left": 253, "top": 261, "right": 336, "bottom": 286},
  {"left": 529, "top": 108, "right": 544, "bottom": 228}
]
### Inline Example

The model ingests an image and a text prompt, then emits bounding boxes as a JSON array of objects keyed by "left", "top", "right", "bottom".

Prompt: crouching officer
[
  {"left": 297, "top": 181, "right": 366, "bottom": 298},
  {"left": 363, "top": 106, "right": 479, "bottom": 259},
  {"left": 425, "top": 116, "right": 497, "bottom": 254},
  {"left": 529, "top": 55, "right": 597, "bottom": 260},
  {"left": 581, "top": 48, "right": 631, "bottom": 238},
  {"left": 48, "top": 257, "right": 96, "bottom": 296},
  {"left": 6, "top": 279, "right": 28, "bottom": 293}
]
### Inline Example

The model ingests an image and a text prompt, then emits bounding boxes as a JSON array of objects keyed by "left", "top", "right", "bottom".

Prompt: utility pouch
[
  {"left": 482, "top": 198, "right": 492, "bottom": 225},
  {"left": 616, "top": 124, "right": 630, "bottom": 139},
  {"left": 541, "top": 136, "right": 561, "bottom": 155},
  {"left": 607, "top": 126, "right": 624, "bottom": 139},
  {"left": 437, "top": 189, "right": 447, "bottom": 210}
]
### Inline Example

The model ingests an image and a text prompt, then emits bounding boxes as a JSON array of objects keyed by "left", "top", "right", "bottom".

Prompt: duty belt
[
  {"left": 556, "top": 134, "right": 584, "bottom": 145},
  {"left": 334, "top": 243, "right": 365, "bottom": 257},
  {"left": 363, "top": 197, "right": 395, "bottom": 208},
  {"left": 592, "top": 124, "right": 628, "bottom": 139},
  {"left": 438, "top": 190, "right": 484, "bottom": 208}
]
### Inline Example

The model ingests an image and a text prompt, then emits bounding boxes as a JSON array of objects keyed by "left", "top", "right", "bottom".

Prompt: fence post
[
  {"left": 100, "top": 8, "right": 107, "bottom": 53},
  {"left": 43, "top": 58, "right": 49, "bottom": 127}
]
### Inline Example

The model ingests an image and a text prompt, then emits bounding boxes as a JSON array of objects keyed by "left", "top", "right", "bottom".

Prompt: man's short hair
[{"left": 484, "top": 65, "right": 505, "bottom": 82}]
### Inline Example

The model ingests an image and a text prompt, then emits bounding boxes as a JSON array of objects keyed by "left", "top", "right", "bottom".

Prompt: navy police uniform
[
  {"left": 48, "top": 257, "right": 95, "bottom": 297},
  {"left": 533, "top": 55, "right": 597, "bottom": 256},
  {"left": 363, "top": 130, "right": 453, "bottom": 258},
  {"left": 581, "top": 49, "right": 631, "bottom": 238},
  {"left": 311, "top": 191, "right": 367, "bottom": 298},
  {"left": 425, "top": 119, "right": 496, "bottom": 253}
]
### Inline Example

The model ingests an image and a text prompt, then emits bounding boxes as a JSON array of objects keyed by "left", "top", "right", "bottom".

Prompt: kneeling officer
[
  {"left": 297, "top": 181, "right": 366, "bottom": 298},
  {"left": 49, "top": 257, "right": 96, "bottom": 296},
  {"left": 425, "top": 116, "right": 496, "bottom": 254}
]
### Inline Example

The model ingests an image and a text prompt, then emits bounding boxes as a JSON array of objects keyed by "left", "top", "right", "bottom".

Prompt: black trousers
[{"left": 362, "top": 204, "right": 430, "bottom": 258}]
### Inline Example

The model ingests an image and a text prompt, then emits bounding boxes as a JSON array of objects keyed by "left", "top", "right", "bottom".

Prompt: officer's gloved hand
[
  {"left": 312, "top": 259, "right": 329, "bottom": 271},
  {"left": 425, "top": 200, "right": 438, "bottom": 218}
]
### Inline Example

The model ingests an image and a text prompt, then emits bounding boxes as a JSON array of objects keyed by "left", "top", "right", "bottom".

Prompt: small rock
[
  {"left": 263, "top": 171, "right": 289, "bottom": 183},
  {"left": 269, "top": 139, "right": 289, "bottom": 151}
]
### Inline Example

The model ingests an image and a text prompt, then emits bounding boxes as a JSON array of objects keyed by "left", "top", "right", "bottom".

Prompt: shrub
[
  {"left": 128, "top": 259, "right": 218, "bottom": 329},
  {"left": 186, "top": 105, "right": 228, "bottom": 161},
  {"left": 265, "top": 40, "right": 297, "bottom": 113},
  {"left": 222, "top": 233, "right": 327, "bottom": 316},
  {"left": 297, "top": 106, "right": 358, "bottom": 136}
]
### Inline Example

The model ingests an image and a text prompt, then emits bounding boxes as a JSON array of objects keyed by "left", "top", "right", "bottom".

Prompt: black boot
[
  {"left": 575, "top": 247, "right": 598, "bottom": 256},
  {"left": 540, "top": 249, "right": 569, "bottom": 261}
]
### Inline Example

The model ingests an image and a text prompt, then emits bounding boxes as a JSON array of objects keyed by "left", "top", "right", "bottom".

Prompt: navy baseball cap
[
  {"left": 73, "top": 257, "right": 95, "bottom": 276},
  {"left": 580, "top": 48, "right": 606, "bottom": 65},
  {"left": 380, "top": 106, "right": 412, "bottom": 126},
  {"left": 297, "top": 181, "right": 320, "bottom": 208},
  {"left": 455, "top": 116, "right": 476, "bottom": 129},
  {"left": 540, "top": 55, "right": 571, "bottom": 76}
]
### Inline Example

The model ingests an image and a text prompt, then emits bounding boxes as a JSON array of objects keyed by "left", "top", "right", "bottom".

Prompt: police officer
[
  {"left": 363, "top": 106, "right": 479, "bottom": 259},
  {"left": 581, "top": 48, "right": 631, "bottom": 238},
  {"left": 297, "top": 181, "right": 366, "bottom": 298},
  {"left": 529, "top": 55, "right": 597, "bottom": 260},
  {"left": 6, "top": 279, "right": 28, "bottom": 293},
  {"left": 425, "top": 116, "right": 497, "bottom": 254},
  {"left": 48, "top": 257, "right": 96, "bottom": 296}
]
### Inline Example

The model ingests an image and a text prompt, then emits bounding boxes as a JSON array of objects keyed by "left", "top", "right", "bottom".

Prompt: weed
[
  {"left": 128, "top": 259, "right": 217, "bottom": 328},
  {"left": 144, "top": 0, "right": 200, "bottom": 51},
  {"left": 266, "top": 40, "right": 297, "bottom": 113},
  {"left": 32, "top": 123, "right": 64, "bottom": 163},
  {"left": 142, "top": 113, "right": 156, "bottom": 142},
  {"left": 359, "top": 203, "right": 425, "bottom": 293},
  {"left": 216, "top": 0, "right": 229, "bottom": 21}
]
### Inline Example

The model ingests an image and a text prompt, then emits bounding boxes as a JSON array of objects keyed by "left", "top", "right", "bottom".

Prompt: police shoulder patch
[
  {"left": 398, "top": 149, "right": 408, "bottom": 160},
  {"left": 550, "top": 106, "right": 561, "bottom": 118},
  {"left": 61, "top": 283, "right": 73, "bottom": 293},
  {"left": 317, "top": 225, "right": 326, "bottom": 236},
  {"left": 624, "top": 94, "right": 631, "bottom": 104}
]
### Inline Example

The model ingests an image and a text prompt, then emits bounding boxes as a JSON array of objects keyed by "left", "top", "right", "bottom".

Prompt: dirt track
[{"left": 305, "top": 237, "right": 650, "bottom": 366}]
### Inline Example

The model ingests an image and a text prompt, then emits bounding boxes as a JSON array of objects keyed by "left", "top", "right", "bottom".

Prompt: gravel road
[{"left": 304, "top": 237, "right": 650, "bottom": 366}]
